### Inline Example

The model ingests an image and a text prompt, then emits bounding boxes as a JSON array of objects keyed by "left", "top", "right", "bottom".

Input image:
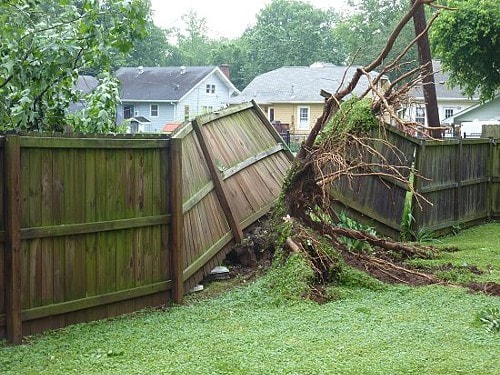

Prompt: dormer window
[{"left": 206, "top": 84, "right": 215, "bottom": 94}]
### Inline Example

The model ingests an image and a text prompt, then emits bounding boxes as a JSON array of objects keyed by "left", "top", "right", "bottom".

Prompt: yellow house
[{"left": 231, "top": 62, "right": 388, "bottom": 138}]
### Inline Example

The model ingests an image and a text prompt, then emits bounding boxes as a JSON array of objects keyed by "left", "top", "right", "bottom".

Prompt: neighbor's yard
[{"left": 1, "top": 222, "right": 499, "bottom": 374}]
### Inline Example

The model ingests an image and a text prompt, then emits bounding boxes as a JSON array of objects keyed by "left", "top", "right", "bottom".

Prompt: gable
[{"left": 116, "top": 66, "right": 222, "bottom": 101}]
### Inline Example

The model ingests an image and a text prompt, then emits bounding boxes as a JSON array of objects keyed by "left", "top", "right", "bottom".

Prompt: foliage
[
  {"left": 336, "top": 211, "right": 377, "bottom": 252},
  {"left": 318, "top": 97, "right": 378, "bottom": 144},
  {"left": 430, "top": 0, "right": 500, "bottom": 102},
  {"left": 67, "top": 72, "right": 122, "bottom": 133},
  {"left": 333, "top": 0, "right": 420, "bottom": 81},
  {"left": 119, "top": 22, "right": 177, "bottom": 68},
  {"left": 477, "top": 307, "right": 500, "bottom": 333},
  {"left": 237, "top": 0, "right": 347, "bottom": 88},
  {"left": 0, "top": 0, "right": 148, "bottom": 132}
]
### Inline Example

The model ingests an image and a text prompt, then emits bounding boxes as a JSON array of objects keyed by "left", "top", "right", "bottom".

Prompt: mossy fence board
[
  {"left": 1, "top": 101, "right": 293, "bottom": 343},
  {"left": 328, "top": 127, "right": 499, "bottom": 238}
]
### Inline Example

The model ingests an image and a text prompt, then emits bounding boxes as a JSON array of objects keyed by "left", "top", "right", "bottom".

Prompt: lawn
[{"left": 1, "top": 223, "right": 499, "bottom": 375}]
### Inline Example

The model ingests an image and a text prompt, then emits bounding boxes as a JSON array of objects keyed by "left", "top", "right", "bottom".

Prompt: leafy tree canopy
[
  {"left": 333, "top": 0, "right": 420, "bottom": 80},
  {"left": 0, "top": 0, "right": 149, "bottom": 132},
  {"left": 238, "top": 0, "right": 346, "bottom": 87},
  {"left": 431, "top": 0, "right": 500, "bottom": 101}
]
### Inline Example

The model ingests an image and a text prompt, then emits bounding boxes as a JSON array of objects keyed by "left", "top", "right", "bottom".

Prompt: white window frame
[
  {"left": 444, "top": 108, "right": 454, "bottom": 119},
  {"left": 150, "top": 104, "right": 159, "bottom": 117},
  {"left": 202, "top": 105, "right": 213, "bottom": 113},
  {"left": 297, "top": 106, "right": 310, "bottom": 130},
  {"left": 123, "top": 104, "right": 134, "bottom": 119},
  {"left": 206, "top": 84, "right": 216, "bottom": 94},
  {"left": 415, "top": 106, "right": 425, "bottom": 125},
  {"left": 268, "top": 107, "right": 275, "bottom": 123}
]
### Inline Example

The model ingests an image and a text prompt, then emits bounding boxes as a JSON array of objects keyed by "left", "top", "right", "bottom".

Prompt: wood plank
[
  {"left": 20, "top": 136, "right": 169, "bottom": 149},
  {"left": 21, "top": 280, "right": 172, "bottom": 321},
  {"left": 182, "top": 232, "right": 233, "bottom": 281},
  {"left": 192, "top": 118, "right": 243, "bottom": 242},
  {"left": 4, "top": 135, "right": 22, "bottom": 344},
  {"left": 222, "top": 144, "right": 284, "bottom": 180},
  {"left": 20, "top": 215, "right": 170, "bottom": 239},
  {"left": 170, "top": 138, "right": 184, "bottom": 302}
]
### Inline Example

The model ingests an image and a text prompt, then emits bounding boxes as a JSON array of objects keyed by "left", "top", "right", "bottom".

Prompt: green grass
[
  {"left": 1, "top": 223, "right": 499, "bottom": 374},
  {"left": 408, "top": 221, "right": 500, "bottom": 284}
]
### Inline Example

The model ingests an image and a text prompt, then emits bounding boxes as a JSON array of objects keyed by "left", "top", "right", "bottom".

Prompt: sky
[{"left": 150, "top": 0, "right": 349, "bottom": 40}]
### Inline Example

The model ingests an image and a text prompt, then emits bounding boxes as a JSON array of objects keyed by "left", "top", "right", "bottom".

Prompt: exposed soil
[{"left": 222, "top": 216, "right": 500, "bottom": 299}]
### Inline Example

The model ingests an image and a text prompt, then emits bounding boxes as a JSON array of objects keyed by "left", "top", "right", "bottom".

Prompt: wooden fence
[
  {"left": 328, "top": 127, "right": 499, "bottom": 238},
  {"left": 0, "top": 101, "right": 293, "bottom": 343}
]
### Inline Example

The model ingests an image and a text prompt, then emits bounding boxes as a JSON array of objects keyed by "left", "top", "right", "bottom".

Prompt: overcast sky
[{"left": 150, "top": 0, "right": 348, "bottom": 39}]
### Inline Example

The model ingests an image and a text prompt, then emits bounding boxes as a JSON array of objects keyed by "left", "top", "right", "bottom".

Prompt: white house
[
  {"left": 399, "top": 60, "right": 480, "bottom": 128},
  {"left": 442, "top": 94, "right": 500, "bottom": 138},
  {"left": 116, "top": 65, "right": 240, "bottom": 133}
]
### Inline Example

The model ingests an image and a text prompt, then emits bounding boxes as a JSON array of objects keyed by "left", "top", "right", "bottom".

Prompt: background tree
[
  {"left": 0, "top": 0, "right": 149, "bottom": 132},
  {"left": 237, "top": 0, "right": 347, "bottom": 87},
  {"left": 333, "top": 0, "right": 420, "bottom": 80},
  {"left": 119, "top": 22, "right": 177, "bottom": 68},
  {"left": 173, "top": 10, "right": 215, "bottom": 66},
  {"left": 430, "top": 0, "right": 500, "bottom": 101}
]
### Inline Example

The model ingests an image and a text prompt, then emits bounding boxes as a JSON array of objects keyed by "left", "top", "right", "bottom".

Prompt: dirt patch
[
  {"left": 467, "top": 282, "right": 500, "bottom": 297},
  {"left": 220, "top": 216, "right": 500, "bottom": 299},
  {"left": 342, "top": 251, "right": 438, "bottom": 286}
]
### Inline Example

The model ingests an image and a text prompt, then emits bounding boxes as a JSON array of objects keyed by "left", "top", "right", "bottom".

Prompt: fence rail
[
  {"left": 327, "top": 127, "right": 499, "bottom": 239},
  {"left": 1, "top": 101, "right": 293, "bottom": 344}
]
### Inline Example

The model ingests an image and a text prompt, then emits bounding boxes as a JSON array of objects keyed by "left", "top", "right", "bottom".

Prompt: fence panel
[
  {"left": 1, "top": 135, "right": 172, "bottom": 339},
  {"left": 326, "top": 128, "right": 419, "bottom": 238},
  {"left": 414, "top": 139, "right": 493, "bottom": 233},
  {"left": 173, "top": 101, "right": 293, "bottom": 291}
]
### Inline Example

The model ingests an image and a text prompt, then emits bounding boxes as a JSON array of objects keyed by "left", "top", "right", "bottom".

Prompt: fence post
[
  {"left": 169, "top": 137, "right": 184, "bottom": 304},
  {"left": 4, "top": 134, "right": 22, "bottom": 344},
  {"left": 192, "top": 118, "right": 244, "bottom": 243}
]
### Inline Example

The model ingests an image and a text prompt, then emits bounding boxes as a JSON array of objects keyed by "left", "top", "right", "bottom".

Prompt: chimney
[
  {"left": 180, "top": 66, "right": 186, "bottom": 75},
  {"left": 219, "top": 64, "right": 230, "bottom": 80}
]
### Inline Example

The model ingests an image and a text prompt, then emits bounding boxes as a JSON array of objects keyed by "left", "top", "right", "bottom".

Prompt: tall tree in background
[
  {"left": 174, "top": 10, "right": 215, "bottom": 66},
  {"left": 333, "top": 0, "right": 420, "bottom": 80},
  {"left": 430, "top": 0, "right": 500, "bottom": 102},
  {"left": 119, "top": 22, "right": 177, "bottom": 68},
  {"left": 0, "top": 0, "right": 149, "bottom": 132},
  {"left": 238, "top": 0, "right": 346, "bottom": 86}
]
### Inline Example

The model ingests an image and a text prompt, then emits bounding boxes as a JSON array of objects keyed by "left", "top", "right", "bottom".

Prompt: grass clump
[{"left": 407, "top": 222, "right": 500, "bottom": 284}]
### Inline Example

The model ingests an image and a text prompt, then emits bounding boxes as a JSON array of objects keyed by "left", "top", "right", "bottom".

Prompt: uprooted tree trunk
[{"left": 274, "top": 0, "right": 447, "bottom": 287}]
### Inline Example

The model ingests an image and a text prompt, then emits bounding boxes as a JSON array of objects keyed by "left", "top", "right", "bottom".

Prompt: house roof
[
  {"left": 409, "top": 60, "right": 478, "bottom": 100},
  {"left": 128, "top": 116, "right": 151, "bottom": 123},
  {"left": 231, "top": 63, "right": 383, "bottom": 104},
  {"left": 75, "top": 75, "right": 99, "bottom": 93},
  {"left": 116, "top": 66, "right": 239, "bottom": 102},
  {"left": 443, "top": 94, "right": 500, "bottom": 124}
]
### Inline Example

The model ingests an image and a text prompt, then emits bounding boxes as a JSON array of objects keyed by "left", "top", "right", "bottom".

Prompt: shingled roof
[
  {"left": 231, "top": 63, "right": 382, "bottom": 104},
  {"left": 116, "top": 66, "right": 237, "bottom": 101},
  {"left": 409, "top": 60, "right": 478, "bottom": 100}
]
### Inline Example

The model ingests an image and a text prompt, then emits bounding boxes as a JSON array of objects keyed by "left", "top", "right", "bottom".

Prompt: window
[
  {"left": 150, "top": 104, "right": 159, "bottom": 117},
  {"left": 444, "top": 108, "right": 454, "bottom": 119},
  {"left": 202, "top": 106, "right": 213, "bottom": 113},
  {"left": 298, "top": 106, "right": 310, "bottom": 130},
  {"left": 268, "top": 107, "right": 275, "bottom": 123},
  {"left": 415, "top": 107, "right": 425, "bottom": 124},
  {"left": 123, "top": 104, "right": 134, "bottom": 119},
  {"left": 206, "top": 84, "right": 215, "bottom": 94},
  {"left": 184, "top": 105, "right": 190, "bottom": 120}
]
